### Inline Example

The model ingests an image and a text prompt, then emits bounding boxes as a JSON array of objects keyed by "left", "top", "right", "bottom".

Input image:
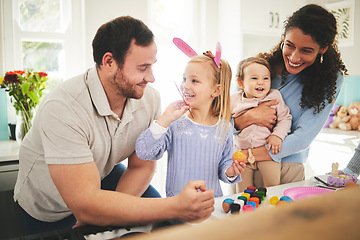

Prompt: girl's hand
[
  {"left": 156, "top": 100, "right": 190, "bottom": 128},
  {"left": 225, "top": 161, "right": 246, "bottom": 178}
]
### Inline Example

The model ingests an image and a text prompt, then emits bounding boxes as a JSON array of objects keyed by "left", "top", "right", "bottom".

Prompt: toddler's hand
[
  {"left": 267, "top": 135, "right": 282, "bottom": 155},
  {"left": 225, "top": 161, "right": 246, "bottom": 178}
]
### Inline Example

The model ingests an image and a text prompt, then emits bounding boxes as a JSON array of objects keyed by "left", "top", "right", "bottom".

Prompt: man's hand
[
  {"left": 174, "top": 181, "right": 215, "bottom": 222},
  {"left": 234, "top": 100, "right": 278, "bottom": 131}
]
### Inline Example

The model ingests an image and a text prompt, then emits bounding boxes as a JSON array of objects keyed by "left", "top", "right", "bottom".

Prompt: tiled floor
[{"left": 150, "top": 128, "right": 360, "bottom": 197}]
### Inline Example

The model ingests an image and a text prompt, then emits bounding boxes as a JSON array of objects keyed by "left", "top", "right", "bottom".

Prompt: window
[
  {"left": 149, "top": 0, "right": 197, "bottom": 109},
  {"left": 2, "top": 0, "right": 85, "bottom": 89},
  {"left": 2, "top": 0, "right": 85, "bottom": 121},
  {"left": 18, "top": 0, "right": 68, "bottom": 33}
]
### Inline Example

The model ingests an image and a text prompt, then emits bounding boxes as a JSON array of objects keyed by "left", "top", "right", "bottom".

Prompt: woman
[{"left": 233, "top": 4, "right": 348, "bottom": 191}]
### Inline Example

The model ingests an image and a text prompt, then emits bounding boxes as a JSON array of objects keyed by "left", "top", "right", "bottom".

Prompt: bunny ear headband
[{"left": 173, "top": 37, "right": 222, "bottom": 68}]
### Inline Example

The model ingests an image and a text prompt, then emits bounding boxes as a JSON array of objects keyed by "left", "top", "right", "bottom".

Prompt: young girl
[
  {"left": 231, "top": 57, "right": 292, "bottom": 192},
  {"left": 136, "top": 46, "right": 245, "bottom": 197}
]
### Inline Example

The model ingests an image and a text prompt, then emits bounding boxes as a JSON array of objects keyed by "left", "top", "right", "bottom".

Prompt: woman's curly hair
[{"left": 258, "top": 4, "right": 348, "bottom": 114}]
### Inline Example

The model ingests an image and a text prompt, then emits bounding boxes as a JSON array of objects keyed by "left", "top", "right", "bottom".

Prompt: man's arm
[
  {"left": 48, "top": 163, "right": 214, "bottom": 226},
  {"left": 115, "top": 152, "right": 156, "bottom": 196},
  {"left": 233, "top": 100, "right": 278, "bottom": 131}
]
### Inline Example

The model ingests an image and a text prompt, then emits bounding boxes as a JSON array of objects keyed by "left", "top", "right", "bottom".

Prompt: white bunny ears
[{"left": 173, "top": 37, "right": 222, "bottom": 68}]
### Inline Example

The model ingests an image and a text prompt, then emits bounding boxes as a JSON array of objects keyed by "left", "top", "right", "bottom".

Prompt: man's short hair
[{"left": 92, "top": 16, "right": 154, "bottom": 68}]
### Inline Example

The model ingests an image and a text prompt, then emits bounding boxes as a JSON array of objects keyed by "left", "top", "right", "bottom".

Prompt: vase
[{"left": 15, "top": 109, "right": 34, "bottom": 143}]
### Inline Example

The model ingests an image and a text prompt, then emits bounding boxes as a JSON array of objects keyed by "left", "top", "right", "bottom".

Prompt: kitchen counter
[
  {"left": 0, "top": 140, "right": 19, "bottom": 162},
  {"left": 0, "top": 140, "right": 20, "bottom": 191}
]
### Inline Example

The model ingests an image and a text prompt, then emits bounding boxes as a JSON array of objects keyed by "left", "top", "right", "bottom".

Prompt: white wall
[
  {"left": 304, "top": 0, "right": 360, "bottom": 75},
  {"left": 336, "top": 0, "right": 360, "bottom": 75},
  {"left": 83, "top": 0, "right": 150, "bottom": 69}
]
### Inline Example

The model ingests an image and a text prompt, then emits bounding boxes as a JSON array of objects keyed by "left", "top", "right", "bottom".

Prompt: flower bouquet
[{"left": 0, "top": 70, "right": 48, "bottom": 140}]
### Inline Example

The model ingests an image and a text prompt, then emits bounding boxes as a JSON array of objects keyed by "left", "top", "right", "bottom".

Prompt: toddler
[{"left": 231, "top": 57, "right": 292, "bottom": 193}]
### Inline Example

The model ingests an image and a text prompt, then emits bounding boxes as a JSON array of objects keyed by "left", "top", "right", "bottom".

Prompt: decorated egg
[
  {"left": 222, "top": 198, "right": 234, "bottom": 213},
  {"left": 232, "top": 151, "right": 247, "bottom": 162}
]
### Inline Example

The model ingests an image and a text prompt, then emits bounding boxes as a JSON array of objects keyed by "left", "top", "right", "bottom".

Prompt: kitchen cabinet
[
  {"left": 0, "top": 161, "right": 19, "bottom": 191},
  {"left": 0, "top": 140, "right": 19, "bottom": 191},
  {"left": 240, "top": 0, "right": 305, "bottom": 36},
  {"left": 219, "top": 0, "right": 306, "bottom": 66}
]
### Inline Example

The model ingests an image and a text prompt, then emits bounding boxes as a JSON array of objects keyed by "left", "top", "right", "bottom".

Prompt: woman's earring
[
  {"left": 280, "top": 42, "right": 284, "bottom": 50},
  {"left": 320, "top": 54, "right": 324, "bottom": 64}
]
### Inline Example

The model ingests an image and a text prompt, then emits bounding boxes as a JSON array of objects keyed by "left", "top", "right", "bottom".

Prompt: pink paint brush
[{"left": 174, "top": 81, "right": 194, "bottom": 118}]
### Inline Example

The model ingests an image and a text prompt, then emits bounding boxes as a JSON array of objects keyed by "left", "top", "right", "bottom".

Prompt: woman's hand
[
  {"left": 241, "top": 146, "right": 273, "bottom": 161},
  {"left": 234, "top": 100, "right": 278, "bottom": 131}
]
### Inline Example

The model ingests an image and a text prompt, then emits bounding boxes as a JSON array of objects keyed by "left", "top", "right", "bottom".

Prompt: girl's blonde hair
[
  {"left": 236, "top": 57, "right": 271, "bottom": 89},
  {"left": 188, "top": 55, "right": 232, "bottom": 142}
]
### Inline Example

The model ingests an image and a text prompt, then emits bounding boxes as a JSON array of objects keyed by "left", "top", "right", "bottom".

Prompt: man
[{"left": 14, "top": 16, "right": 214, "bottom": 234}]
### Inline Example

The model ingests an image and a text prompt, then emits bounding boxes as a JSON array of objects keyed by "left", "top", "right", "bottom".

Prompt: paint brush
[
  {"left": 314, "top": 176, "right": 342, "bottom": 188},
  {"left": 173, "top": 81, "right": 194, "bottom": 118}
]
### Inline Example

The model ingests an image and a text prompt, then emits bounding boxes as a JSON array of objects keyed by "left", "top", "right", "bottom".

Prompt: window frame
[
  {"left": 0, "top": 0, "right": 86, "bottom": 122},
  {"left": 1, "top": 0, "right": 85, "bottom": 79}
]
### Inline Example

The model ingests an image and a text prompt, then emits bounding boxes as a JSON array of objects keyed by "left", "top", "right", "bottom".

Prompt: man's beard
[{"left": 113, "top": 69, "right": 144, "bottom": 99}]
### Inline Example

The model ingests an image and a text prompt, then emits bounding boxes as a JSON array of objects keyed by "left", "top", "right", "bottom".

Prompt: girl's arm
[
  {"left": 218, "top": 127, "right": 242, "bottom": 183},
  {"left": 156, "top": 100, "right": 189, "bottom": 128},
  {"left": 136, "top": 100, "right": 190, "bottom": 160},
  {"left": 135, "top": 123, "right": 170, "bottom": 160}
]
